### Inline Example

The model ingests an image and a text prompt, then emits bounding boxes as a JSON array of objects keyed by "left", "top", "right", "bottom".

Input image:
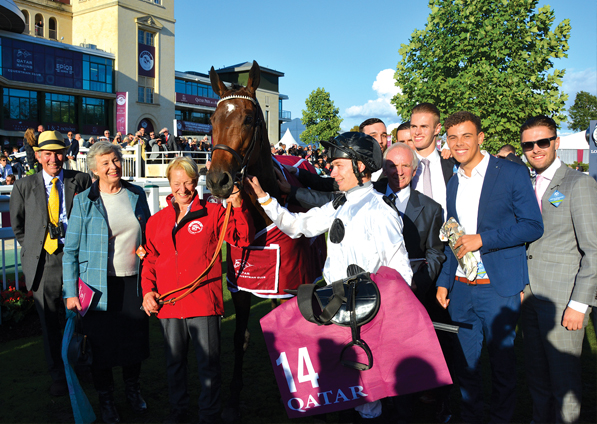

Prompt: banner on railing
[{"left": 116, "top": 92, "right": 128, "bottom": 135}]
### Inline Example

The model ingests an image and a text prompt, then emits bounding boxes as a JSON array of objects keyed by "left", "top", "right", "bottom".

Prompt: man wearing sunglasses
[{"left": 520, "top": 115, "right": 597, "bottom": 423}]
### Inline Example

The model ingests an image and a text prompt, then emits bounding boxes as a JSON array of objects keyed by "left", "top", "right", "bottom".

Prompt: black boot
[
  {"left": 124, "top": 376, "right": 147, "bottom": 414},
  {"left": 98, "top": 388, "right": 120, "bottom": 424}
]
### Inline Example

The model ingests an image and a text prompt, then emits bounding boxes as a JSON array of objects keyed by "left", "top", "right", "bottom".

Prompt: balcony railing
[
  {"left": 34, "top": 26, "right": 43, "bottom": 36},
  {"left": 49, "top": 29, "right": 57, "bottom": 40},
  {"left": 279, "top": 110, "right": 291, "bottom": 121}
]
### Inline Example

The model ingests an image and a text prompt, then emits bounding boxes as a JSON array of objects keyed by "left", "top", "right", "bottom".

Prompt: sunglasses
[{"left": 521, "top": 135, "right": 556, "bottom": 152}]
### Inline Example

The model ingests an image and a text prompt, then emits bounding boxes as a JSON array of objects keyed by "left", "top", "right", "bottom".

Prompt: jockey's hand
[
  {"left": 244, "top": 175, "right": 267, "bottom": 199},
  {"left": 436, "top": 287, "right": 450, "bottom": 309},
  {"left": 282, "top": 164, "right": 298, "bottom": 175},
  {"left": 143, "top": 291, "right": 161, "bottom": 316},
  {"left": 227, "top": 185, "right": 243, "bottom": 208},
  {"left": 66, "top": 297, "right": 82, "bottom": 313},
  {"left": 274, "top": 168, "right": 291, "bottom": 194},
  {"left": 441, "top": 148, "right": 453, "bottom": 160}
]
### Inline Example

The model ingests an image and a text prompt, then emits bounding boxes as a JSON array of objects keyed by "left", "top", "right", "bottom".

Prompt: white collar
[
  {"left": 385, "top": 184, "right": 410, "bottom": 203},
  {"left": 537, "top": 157, "right": 561, "bottom": 182},
  {"left": 42, "top": 169, "right": 64, "bottom": 185},
  {"left": 416, "top": 148, "right": 440, "bottom": 163},
  {"left": 457, "top": 150, "right": 490, "bottom": 179},
  {"left": 345, "top": 181, "right": 373, "bottom": 201}
]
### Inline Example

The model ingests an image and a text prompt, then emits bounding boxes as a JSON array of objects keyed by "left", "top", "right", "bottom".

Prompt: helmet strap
[{"left": 352, "top": 159, "right": 364, "bottom": 186}]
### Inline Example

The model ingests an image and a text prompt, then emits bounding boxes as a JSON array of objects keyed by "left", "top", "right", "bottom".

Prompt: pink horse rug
[{"left": 260, "top": 266, "right": 452, "bottom": 418}]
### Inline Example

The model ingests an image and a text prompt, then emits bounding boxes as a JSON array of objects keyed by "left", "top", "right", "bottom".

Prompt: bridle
[{"left": 211, "top": 95, "right": 263, "bottom": 188}]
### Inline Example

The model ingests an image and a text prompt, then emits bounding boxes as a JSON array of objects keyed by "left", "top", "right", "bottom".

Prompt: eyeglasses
[{"left": 521, "top": 135, "right": 556, "bottom": 152}]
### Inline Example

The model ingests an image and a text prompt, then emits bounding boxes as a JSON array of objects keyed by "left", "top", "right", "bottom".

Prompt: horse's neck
[{"left": 244, "top": 154, "right": 276, "bottom": 229}]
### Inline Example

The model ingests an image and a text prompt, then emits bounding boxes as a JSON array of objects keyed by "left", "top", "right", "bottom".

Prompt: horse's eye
[{"left": 244, "top": 116, "right": 253, "bottom": 125}]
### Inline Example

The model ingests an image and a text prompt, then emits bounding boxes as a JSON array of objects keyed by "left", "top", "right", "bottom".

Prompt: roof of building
[{"left": 215, "top": 61, "right": 284, "bottom": 77}]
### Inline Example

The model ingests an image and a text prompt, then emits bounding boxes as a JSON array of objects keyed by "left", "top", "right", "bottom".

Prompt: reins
[
  {"left": 211, "top": 95, "right": 262, "bottom": 189},
  {"left": 156, "top": 94, "right": 261, "bottom": 307},
  {"left": 156, "top": 200, "right": 233, "bottom": 306}
]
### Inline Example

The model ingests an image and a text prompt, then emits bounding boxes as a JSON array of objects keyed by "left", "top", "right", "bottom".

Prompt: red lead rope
[{"left": 156, "top": 201, "right": 233, "bottom": 306}]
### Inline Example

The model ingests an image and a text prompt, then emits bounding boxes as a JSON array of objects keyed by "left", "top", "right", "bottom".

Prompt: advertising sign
[
  {"left": 175, "top": 120, "right": 212, "bottom": 134},
  {"left": 138, "top": 43, "right": 155, "bottom": 78},
  {"left": 175, "top": 92, "right": 218, "bottom": 108},
  {"left": 1, "top": 37, "right": 84, "bottom": 89},
  {"left": 115, "top": 92, "right": 128, "bottom": 135}
]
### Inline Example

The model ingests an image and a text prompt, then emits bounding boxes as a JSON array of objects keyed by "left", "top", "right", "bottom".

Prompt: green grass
[{"left": 1, "top": 251, "right": 596, "bottom": 423}]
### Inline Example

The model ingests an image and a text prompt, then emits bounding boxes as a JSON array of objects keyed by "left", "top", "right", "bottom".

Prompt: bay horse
[{"left": 207, "top": 61, "right": 326, "bottom": 421}]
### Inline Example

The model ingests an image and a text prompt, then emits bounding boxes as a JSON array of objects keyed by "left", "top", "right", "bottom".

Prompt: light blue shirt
[{"left": 42, "top": 169, "right": 67, "bottom": 244}]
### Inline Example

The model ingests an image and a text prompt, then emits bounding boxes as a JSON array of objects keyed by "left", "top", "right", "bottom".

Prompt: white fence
[
  {"left": 72, "top": 145, "right": 210, "bottom": 179},
  {"left": 0, "top": 179, "right": 210, "bottom": 294}
]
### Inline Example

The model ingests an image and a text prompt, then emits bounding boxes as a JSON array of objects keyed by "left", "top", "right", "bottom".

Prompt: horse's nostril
[{"left": 220, "top": 172, "right": 231, "bottom": 188}]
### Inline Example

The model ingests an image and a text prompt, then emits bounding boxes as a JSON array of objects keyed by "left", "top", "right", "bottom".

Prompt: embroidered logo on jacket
[{"left": 188, "top": 220, "right": 204, "bottom": 234}]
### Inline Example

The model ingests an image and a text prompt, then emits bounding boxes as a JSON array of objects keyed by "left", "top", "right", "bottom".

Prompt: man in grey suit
[
  {"left": 10, "top": 131, "right": 92, "bottom": 396},
  {"left": 521, "top": 115, "right": 597, "bottom": 423}
]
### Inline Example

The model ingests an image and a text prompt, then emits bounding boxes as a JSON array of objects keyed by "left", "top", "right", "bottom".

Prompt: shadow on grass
[{"left": 1, "top": 291, "right": 596, "bottom": 423}]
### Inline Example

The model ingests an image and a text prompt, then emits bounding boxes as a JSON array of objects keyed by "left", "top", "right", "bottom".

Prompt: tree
[
  {"left": 349, "top": 125, "right": 360, "bottom": 132},
  {"left": 392, "top": 0, "right": 570, "bottom": 154},
  {"left": 300, "top": 88, "right": 343, "bottom": 146},
  {"left": 568, "top": 91, "right": 597, "bottom": 132}
]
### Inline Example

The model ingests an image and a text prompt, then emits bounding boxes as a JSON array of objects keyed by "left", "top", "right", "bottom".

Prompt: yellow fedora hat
[{"left": 34, "top": 130, "right": 67, "bottom": 151}]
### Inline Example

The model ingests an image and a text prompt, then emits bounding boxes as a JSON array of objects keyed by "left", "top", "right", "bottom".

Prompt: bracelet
[{"left": 258, "top": 193, "right": 273, "bottom": 206}]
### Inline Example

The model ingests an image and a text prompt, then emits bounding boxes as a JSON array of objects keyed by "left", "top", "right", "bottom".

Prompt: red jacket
[{"left": 141, "top": 192, "right": 254, "bottom": 319}]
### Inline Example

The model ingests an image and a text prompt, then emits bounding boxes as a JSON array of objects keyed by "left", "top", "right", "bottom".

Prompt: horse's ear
[
  {"left": 210, "top": 66, "right": 227, "bottom": 97},
  {"left": 246, "top": 61, "right": 261, "bottom": 95}
]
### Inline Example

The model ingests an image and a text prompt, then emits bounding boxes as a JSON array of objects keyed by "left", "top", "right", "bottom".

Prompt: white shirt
[
  {"left": 454, "top": 151, "right": 490, "bottom": 278},
  {"left": 385, "top": 185, "right": 410, "bottom": 215},
  {"left": 260, "top": 183, "right": 412, "bottom": 285},
  {"left": 42, "top": 169, "right": 67, "bottom": 244},
  {"left": 536, "top": 157, "right": 587, "bottom": 314},
  {"left": 371, "top": 168, "right": 383, "bottom": 182},
  {"left": 413, "top": 149, "right": 447, "bottom": 219}
]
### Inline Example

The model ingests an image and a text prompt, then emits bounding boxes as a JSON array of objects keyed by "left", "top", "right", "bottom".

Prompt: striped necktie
[{"left": 44, "top": 177, "right": 59, "bottom": 254}]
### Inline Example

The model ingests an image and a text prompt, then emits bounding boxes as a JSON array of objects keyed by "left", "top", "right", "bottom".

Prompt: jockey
[{"left": 245, "top": 132, "right": 412, "bottom": 421}]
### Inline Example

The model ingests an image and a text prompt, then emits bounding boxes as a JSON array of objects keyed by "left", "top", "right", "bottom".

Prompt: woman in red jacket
[{"left": 141, "top": 157, "right": 254, "bottom": 424}]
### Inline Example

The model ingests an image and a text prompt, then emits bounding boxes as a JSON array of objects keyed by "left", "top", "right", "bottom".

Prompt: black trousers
[
  {"left": 160, "top": 316, "right": 221, "bottom": 422},
  {"left": 31, "top": 248, "right": 66, "bottom": 383}
]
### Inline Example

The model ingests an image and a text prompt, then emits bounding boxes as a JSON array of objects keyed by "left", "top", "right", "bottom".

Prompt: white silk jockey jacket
[{"left": 260, "top": 182, "right": 413, "bottom": 285}]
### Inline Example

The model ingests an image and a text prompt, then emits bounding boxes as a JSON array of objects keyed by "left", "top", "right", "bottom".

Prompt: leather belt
[{"left": 455, "top": 276, "right": 490, "bottom": 285}]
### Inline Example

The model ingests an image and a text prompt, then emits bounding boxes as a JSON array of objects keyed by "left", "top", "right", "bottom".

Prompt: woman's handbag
[
  {"left": 67, "top": 313, "right": 93, "bottom": 367},
  {"left": 294, "top": 271, "right": 380, "bottom": 371}
]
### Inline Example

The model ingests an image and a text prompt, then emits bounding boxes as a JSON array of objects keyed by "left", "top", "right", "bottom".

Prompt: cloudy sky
[{"left": 175, "top": 0, "right": 596, "bottom": 137}]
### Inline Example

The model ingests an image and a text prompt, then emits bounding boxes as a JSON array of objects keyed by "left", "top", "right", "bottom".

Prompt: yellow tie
[{"left": 44, "top": 177, "right": 59, "bottom": 254}]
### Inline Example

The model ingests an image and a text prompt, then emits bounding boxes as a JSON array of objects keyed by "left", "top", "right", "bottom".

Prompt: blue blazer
[{"left": 436, "top": 155, "right": 543, "bottom": 298}]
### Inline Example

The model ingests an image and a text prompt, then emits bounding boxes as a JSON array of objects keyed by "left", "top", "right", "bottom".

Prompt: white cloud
[
  {"left": 344, "top": 69, "right": 401, "bottom": 123},
  {"left": 562, "top": 68, "right": 597, "bottom": 98}
]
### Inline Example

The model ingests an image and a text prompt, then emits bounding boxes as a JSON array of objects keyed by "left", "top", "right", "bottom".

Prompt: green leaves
[
  {"left": 391, "top": 0, "right": 570, "bottom": 154},
  {"left": 300, "top": 88, "right": 343, "bottom": 146}
]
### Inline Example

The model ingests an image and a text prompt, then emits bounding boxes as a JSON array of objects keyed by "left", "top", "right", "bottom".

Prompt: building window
[
  {"left": 82, "top": 97, "right": 106, "bottom": 126},
  {"left": 138, "top": 76, "right": 154, "bottom": 103},
  {"left": 21, "top": 10, "right": 29, "bottom": 35},
  {"left": 34, "top": 14, "right": 43, "bottom": 37},
  {"left": 49, "top": 18, "right": 57, "bottom": 40},
  {"left": 138, "top": 29, "right": 154, "bottom": 46},
  {"left": 175, "top": 109, "right": 183, "bottom": 121},
  {"left": 44, "top": 93, "right": 75, "bottom": 124},
  {"left": 3, "top": 89, "right": 38, "bottom": 121},
  {"left": 174, "top": 79, "right": 219, "bottom": 99},
  {"left": 82, "top": 55, "right": 114, "bottom": 93}
]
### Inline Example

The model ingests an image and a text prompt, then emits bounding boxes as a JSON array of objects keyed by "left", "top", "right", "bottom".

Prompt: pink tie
[{"left": 535, "top": 175, "right": 544, "bottom": 213}]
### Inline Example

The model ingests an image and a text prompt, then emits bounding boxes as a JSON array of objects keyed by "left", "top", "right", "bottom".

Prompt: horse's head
[{"left": 207, "top": 61, "right": 264, "bottom": 198}]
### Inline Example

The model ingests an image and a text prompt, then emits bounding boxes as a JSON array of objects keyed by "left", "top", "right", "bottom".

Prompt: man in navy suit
[{"left": 436, "top": 111, "right": 543, "bottom": 423}]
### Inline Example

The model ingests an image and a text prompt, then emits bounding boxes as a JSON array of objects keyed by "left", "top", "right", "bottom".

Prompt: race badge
[
  {"left": 188, "top": 220, "right": 204, "bottom": 234},
  {"left": 549, "top": 190, "right": 565, "bottom": 207}
]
